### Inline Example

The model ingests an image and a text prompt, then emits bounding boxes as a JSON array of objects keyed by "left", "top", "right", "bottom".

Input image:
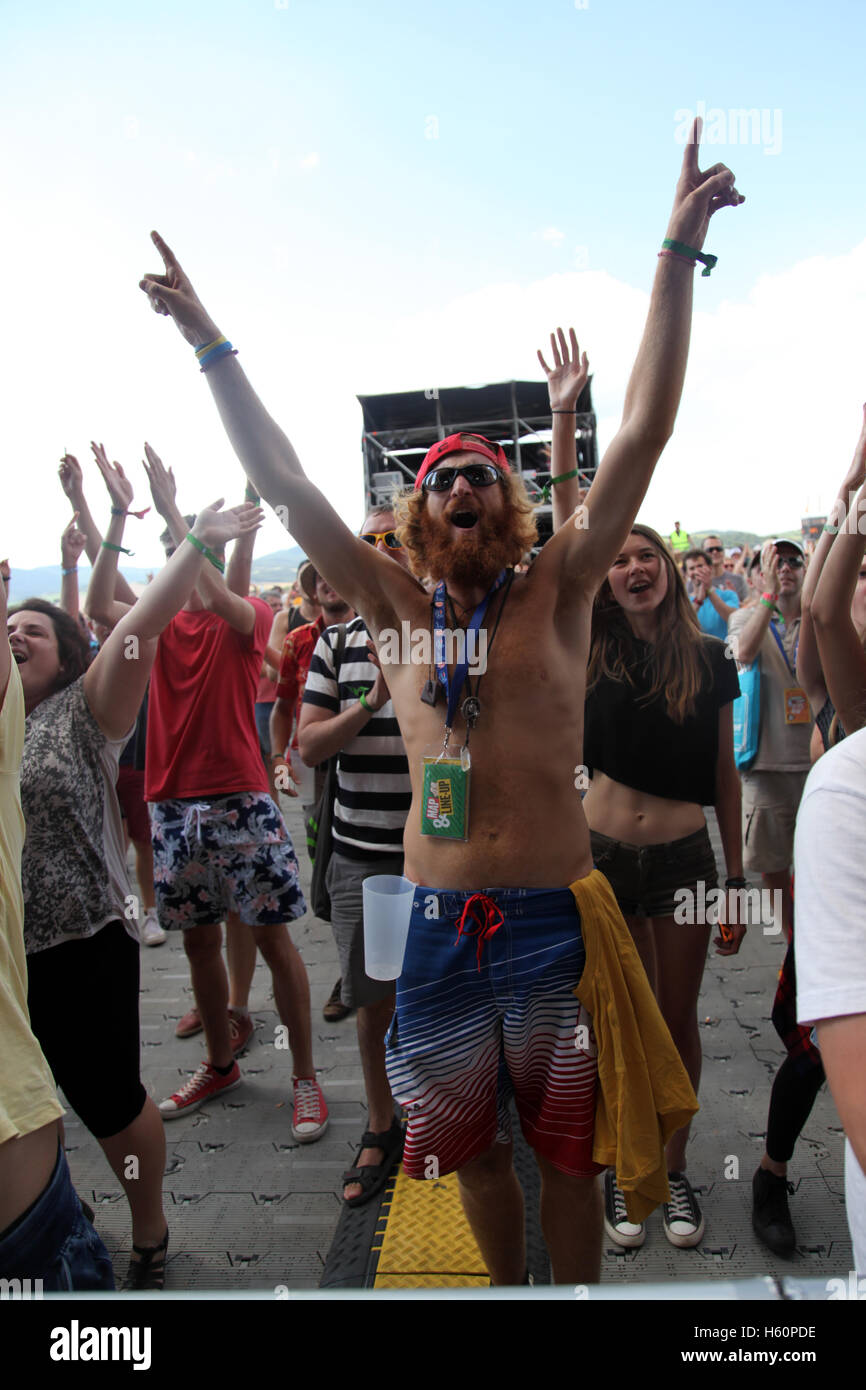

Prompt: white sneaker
[{"left": 142, "top": 910, "right": 167, "bottom": 947}]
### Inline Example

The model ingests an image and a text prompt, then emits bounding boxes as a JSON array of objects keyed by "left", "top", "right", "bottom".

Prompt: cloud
[
  {"left": 299, "top": 152, "right": 320, "bottom": 169},
  {"left": 5, "top": 240, "right": 866, "bottom": 568},
  {"left": 540, "top": 227, "right": 565, "bottom": 244}
]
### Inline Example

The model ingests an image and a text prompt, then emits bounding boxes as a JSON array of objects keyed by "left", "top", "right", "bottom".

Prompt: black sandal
[
  {"left": 124, "top": 1228, "right": 169, "bottom": 1291},
  {"left": 342, "top": 1117, "right": 404, "bottom": 1209}
]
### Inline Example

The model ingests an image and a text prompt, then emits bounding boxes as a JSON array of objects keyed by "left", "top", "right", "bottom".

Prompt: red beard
[{"left": 416, "top": 504, "right": 526, "bottom": 588}]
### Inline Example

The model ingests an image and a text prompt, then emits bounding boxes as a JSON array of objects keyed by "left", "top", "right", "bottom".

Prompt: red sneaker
[
  {"left": 159, "top": 1062, "right": 241, "bottom": 1120},
  {"left": 175, "top": 1006, "right": 203, "bottom": 1039},
  {"left": 229, "top": 1009, "right": 255, "bottom": 1056},
  {"left": 292, "top": 1076, "right": 329, "bottom": 1143}
]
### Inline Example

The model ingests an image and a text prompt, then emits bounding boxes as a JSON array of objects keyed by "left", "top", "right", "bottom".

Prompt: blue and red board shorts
[{"left": 385, "top": 884, "right": 602, "bottom": 1180}]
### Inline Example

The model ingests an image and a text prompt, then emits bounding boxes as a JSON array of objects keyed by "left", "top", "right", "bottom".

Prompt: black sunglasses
[
  {"left": 361, "top": 530, "right": 402, "bottom": 549},
  {"left": 776, "top": 554, "right": 804, "bottom": 570},
  {"left": 422, "top": 462, "right": 503, "bottom": 492},
  {"left": 705, "top": 545, "right": 724, "bottom": 554}
]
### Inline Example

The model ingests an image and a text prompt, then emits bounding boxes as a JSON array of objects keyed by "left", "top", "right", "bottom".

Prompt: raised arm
[
  {"left": 140, "top": 234, "right": 421, "bottom": 632},
  {"left": 730, "top": 543, "right": 780, "bottom": 666},
  {"left": 59, "top": 452, "right": 139, "bottom": 608},
  {"left": 84, "top": 501, "right": 262, "bottom": 741},
  {"left": 142, "top": 443, "right": 257, "bottom": 635},
  {"left": 797, "top": 405, "right": 866, "bottom": 709},
  {"left": 537, "top": 120, "right": 743, "bottom": 590},
  {"left": 811, "top": 475, "right": 866, "bottom": 736},
  {"left": 84, "top": 442, "right": 138, "bottom": 629},
  {"left": 537, "top": 328, "right": 589, "bottom": 532},
  {"left": 59, "top": 514, "right": 87, "bottom": 622}
]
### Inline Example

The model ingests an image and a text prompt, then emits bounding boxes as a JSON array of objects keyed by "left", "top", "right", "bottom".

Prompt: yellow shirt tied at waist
[{"left": 572, "top": 869, "right": 698, "bottom": 1223}]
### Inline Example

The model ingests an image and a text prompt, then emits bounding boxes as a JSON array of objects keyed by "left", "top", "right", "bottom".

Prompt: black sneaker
[
  {"left": 663, "top": 1172, "right": 705, "bottom": 1248},
  {"left": 752, "top": 1166, "right": 796, "bottom": 1257},
  {"left": 603, "top": 1168, "right": 646, "bottom": 1248}
]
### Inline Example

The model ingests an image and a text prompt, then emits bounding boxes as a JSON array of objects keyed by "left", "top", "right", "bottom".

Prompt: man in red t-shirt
[
  {"left": 144, "top": 461, "right": 327, "bottom": 1142},
  {"left": 269, "top": 568, "right": 354, "bottom": 767},
  {"left": 269, "top": 569, "right": 355, "bottom": 1022}
]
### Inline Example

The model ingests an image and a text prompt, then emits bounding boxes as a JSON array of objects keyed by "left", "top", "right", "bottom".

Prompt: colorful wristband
[
  {"left": 185, "top": 532, "right": 226, "bottom": 574},
  {"left": 194, "top": 335, "right": 227, "bottom": 359},
  {"left": 359, "top": 690, "right": 377, "bottom": 714},
  {"left": 661, "top": 238, "right": 718, "bottom": 277},
  {"left": 101, "top": 540, "right": 133, "bottom": 555},
  {"left": 198, "top": 340, "right": 237, "bottom": 372},
  {"left": 61, "top": 566, "right": 79, "bottom": 576},
  {"left": 725, "top": 876, "right": 748, "bottom": 889}
]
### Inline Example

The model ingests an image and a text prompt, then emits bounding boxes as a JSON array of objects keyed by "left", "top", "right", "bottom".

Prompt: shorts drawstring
[
  {"left": 180, "top": 802, "right": 231, "bottom": 850},
  {"left": 454, "top": 893, "right": 504, "bottom": 971}
]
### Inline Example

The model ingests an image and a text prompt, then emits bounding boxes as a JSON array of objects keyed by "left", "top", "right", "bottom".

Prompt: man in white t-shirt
[{"left": 794, "top": 728, "right": 866, "bottom": 1273}]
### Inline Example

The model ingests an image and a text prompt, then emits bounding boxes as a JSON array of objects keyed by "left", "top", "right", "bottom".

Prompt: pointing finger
[{"left": 682, "top": 115, "right": 702, "bottom": 181}]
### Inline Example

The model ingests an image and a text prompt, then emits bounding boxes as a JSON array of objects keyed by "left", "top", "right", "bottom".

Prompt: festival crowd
[{"left": 1, "top": 123, "right": 864, "bottom": 1292}]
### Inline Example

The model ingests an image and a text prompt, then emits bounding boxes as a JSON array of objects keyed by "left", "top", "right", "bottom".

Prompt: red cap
[{"left": 414, "top": 433, "right": 510, "bottom": 490}]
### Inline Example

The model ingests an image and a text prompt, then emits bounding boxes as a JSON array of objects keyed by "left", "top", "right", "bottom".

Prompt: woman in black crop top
[{"left": 582, "top": 524, "right": 745, "bottom": 1250}]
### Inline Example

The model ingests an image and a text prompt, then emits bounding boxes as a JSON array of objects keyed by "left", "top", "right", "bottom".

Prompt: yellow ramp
[{"left": 372, "top": 1170, "right": 490, "bottom": 1288}]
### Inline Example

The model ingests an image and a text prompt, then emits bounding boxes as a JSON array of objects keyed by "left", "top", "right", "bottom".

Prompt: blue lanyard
[
  {"left": 769, "top": 620, "right": 799, "bottom": 679},
  {"left": 432, "top": 570, "right": 506, "bottom": 729}
]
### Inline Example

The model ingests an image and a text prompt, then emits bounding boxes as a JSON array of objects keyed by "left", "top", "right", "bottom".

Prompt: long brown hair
[{"left": 588, "top": 524, "right": 711, "bottom": 724}]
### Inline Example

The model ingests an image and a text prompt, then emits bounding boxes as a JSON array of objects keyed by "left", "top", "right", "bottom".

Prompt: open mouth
[
  {"left": 628, "top": 581, "right": 651, "bottom": 594},
  {"left": 12, "top": 652, "right": 26, "bottom": 664},
  {"left": 450, "top": 511, "right": 479, "bottom": 531}
]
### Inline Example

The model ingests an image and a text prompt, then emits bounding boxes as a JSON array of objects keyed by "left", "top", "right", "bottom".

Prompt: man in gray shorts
[
  {"left": 297, "top": 509, "right": 412, "bottom": 1205},
  {"left": 727, "top": 539, "right": 811, "bottom": 938}
]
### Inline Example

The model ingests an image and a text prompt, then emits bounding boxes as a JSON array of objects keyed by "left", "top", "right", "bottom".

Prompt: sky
[{"left": 2, "top": 0, "right": 866, "bottom": 571}]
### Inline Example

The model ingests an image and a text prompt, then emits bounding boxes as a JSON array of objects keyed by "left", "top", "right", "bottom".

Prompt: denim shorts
[
  {"left": 385, "top": 885, "right": 600, "bottom": 1180},
  {"left": 0, "top": 1144, "right": 114, "bottom": 1291},
  {"left": 590, "top": 825, "right": 718, "bottom": 919}
]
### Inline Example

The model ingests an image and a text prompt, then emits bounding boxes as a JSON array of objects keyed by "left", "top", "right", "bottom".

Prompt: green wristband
[
  {"left": 186, "top": 531, "right": 226, "bottom": 574},
  {"left": 359, "top": 689, "right": 377, "bottom": 714},
  {"left": 101, "top": 540, "right": 133, "bottom": 555},
  {"left": 662, "top": 238, "right": 718, "bottom": 277},
  {"left": 541, "top": 467, "right": 580, "bottom": 503}
]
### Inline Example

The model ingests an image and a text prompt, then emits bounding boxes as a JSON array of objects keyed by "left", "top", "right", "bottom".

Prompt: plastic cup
[{"left": 363, "top": 875, "right": 415, "bottom": 980}]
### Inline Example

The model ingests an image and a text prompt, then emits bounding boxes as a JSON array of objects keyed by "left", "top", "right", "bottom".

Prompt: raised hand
[
  {"left": 191, "top": 501, "right": 264, "bottom": 553},
  {"left": 142, "top": 442, "right": 179, "bottom": 521},
  {"left": 61, "top": 513, "right": 87, "bottom": 569},
  {"left": 139, "top": 232, "right": 220, "bottom": 347},
  {"left": 59, "top": 453, "right": 85, "bottom": 505},
  {"left": 91, "top": 441, "right": 134, "bottom": 513},
  {"left": 668, "top": 118, "right": 745, "bottom": 252},
  {"left": 760, "top": 541, "right": 780, "bottom": 594},
  {"left": 537, "top": 328, "right": 590, "bottom": 412}
]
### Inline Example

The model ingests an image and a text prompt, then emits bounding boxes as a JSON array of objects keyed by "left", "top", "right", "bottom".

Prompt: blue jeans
[{"left": 0, "top": 1143, "right": 115, "bottom": 1290}]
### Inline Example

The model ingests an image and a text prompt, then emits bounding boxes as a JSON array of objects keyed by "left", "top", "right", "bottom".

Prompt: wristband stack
[{"left": 195, "top": 336, "right": 237, "bottom": 373}]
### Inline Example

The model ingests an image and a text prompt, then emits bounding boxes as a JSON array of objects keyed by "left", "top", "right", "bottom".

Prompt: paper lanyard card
[
  {"left": 784, "top": 687, "right": 810, "bottom": 725},
  {"left": 420, "top": 756, "right": 470, "bottom": 840}
]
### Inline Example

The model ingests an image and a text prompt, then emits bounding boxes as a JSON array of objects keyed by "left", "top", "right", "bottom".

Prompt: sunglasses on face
[
  {"left": 705, "top": 545, "right": 724, "bottom": 554},
  {"left": 361, "top": 530, "right": 402, "bottom": 549},
  {"left": 776, "top": 555, "right": 804, "bottom": 571},
  {"left": 421, "top": 462, "right": 503, "bottom": 492}
]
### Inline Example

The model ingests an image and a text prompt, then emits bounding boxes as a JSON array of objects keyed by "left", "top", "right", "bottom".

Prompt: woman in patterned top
[{"left": 8, "top": 496, "right": 260, "bottom": 1290}]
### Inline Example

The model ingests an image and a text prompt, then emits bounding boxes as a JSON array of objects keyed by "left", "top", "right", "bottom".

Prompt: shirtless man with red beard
[{"left": 140, "top": 121, "right": 743, "bottom": 1284}]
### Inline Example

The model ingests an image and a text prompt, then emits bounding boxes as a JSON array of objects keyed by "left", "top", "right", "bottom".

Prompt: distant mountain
[{"left": 6, "top": 546, "right": 308, "bottom": 601}]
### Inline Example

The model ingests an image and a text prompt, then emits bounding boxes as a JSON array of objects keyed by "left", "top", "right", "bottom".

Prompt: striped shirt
[{"left": 302, "top": 617, "right": 411, "bottom": 858}]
